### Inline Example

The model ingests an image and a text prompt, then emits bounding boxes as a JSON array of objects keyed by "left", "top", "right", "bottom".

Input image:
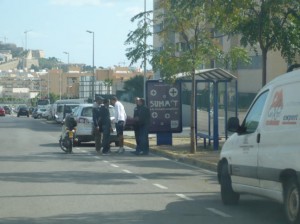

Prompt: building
[{"left": 152, "top": 0, "right": 300, "bottom": 99}]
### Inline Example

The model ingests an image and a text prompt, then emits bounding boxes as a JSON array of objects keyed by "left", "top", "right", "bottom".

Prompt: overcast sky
[{"left": 0, "top": 0, "right": 153, "bottom": 68}]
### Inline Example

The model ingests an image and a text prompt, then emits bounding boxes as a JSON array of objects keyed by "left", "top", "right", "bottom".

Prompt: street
[{"left": 0, "top": 115, "right": 287, "bottom": 224}]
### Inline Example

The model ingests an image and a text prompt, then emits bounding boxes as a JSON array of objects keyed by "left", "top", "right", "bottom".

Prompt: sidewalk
[{"left": 124, "top": 135, "right": 222, "bottom": 172}]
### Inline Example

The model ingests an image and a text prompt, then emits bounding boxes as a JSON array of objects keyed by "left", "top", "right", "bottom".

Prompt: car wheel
[
  {"left": 284, "top": 178, "right": 300, "bottom": 224},
  {"left": 220, "top": 163, "right": 240, "bottom": 205}
]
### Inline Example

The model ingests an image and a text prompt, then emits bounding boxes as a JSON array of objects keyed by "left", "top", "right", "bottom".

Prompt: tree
[
  {"left": 125, "top": 0, "right": 249, "bottom": 153},
  {"left": 38, "top": 57, "right": 61, "bottom": 70},
  {"left": 123, "top": 75, "right": 144, "bottom": 101},
  {"left": 209, "top": 0, "right": 300, "bottom": 86},
  {"left": 104, "top": 78, "right": 113, "bottom": 95}
]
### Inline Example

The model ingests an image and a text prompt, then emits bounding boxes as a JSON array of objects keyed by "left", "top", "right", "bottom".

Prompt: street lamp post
[
  {"left": 143, "top": 0, "right": 147, "bottom": 98},
  {"left": 86, "top": 30, "right": 95, "bottom": 100},
  {"left": 63, "top": 51, "right": 69, "bottom": 64},
  {"left": 24, "top": 30, "right": 32, "bottom": 50}
]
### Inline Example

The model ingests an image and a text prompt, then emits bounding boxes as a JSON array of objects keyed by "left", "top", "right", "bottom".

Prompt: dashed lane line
[
  {"left": 176, "top": 194, "right": 194, "bottom": 201},
  {"left": 206, "top": 208, "right": 232, "bottom": 218},
  {"left": 153, "top": 183, "right": 168, "bottom": 190},
  {"left": 123, "top": 169, "right": 133, "bottom": 174},
  {"left": 136, "top": 175, "right": 148, "bottom": 181}
]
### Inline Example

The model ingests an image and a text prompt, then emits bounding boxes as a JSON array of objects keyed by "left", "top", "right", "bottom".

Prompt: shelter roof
[{"left": 177, "top": 68, "right": 237, "bottom": 82}]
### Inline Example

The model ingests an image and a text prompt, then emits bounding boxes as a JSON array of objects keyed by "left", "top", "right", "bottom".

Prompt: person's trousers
[
  {"left": 138, "top": 125, "right": 149, "bottom": 153},
  {"left": 102, "top": 124, "right": 111, "bottom": 153},
  {"left": 94, "top": 127, "right": 102, "bottom": 152}
]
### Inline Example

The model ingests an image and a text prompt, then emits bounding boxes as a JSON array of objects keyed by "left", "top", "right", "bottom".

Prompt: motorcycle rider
[{"left": 60, "top": 105, "right": 77, "bottom": 152}]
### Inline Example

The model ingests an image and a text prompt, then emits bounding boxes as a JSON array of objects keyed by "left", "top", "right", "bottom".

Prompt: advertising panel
[{"left": 146, "top": 80, "right": 182, "bottom": 133}]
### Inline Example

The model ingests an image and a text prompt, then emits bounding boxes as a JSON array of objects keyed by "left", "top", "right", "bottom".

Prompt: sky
[{"left": 0, "top": 0, "right": 153, "bottom": 68}]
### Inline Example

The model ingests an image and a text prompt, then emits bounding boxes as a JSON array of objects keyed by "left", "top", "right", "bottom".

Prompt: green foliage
[
  {"left": 124, "top": 10, "right": 153, "bottom": 68},
  {"left": 210, "top": 0, "right": 300, "bottom": 85},
  {"left": 38, "top": 57, "right": 61, "bottom": 70},
  {"left": 123, "top": 75, "right": 144, "bottom": 99},
  {"left": 49, "top": 93, "right": 60, "bottom": 104}
]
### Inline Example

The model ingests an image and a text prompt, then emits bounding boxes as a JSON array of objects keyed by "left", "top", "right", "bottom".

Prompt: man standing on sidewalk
[
  {"left": 92, "top": 96, "right": 103, "bottom": 153},
  {"left": 100, "top": 99, "right": 112, "bottom": 155},
  {"left": 111, "top": 96, "right": 127, "bottom": 153},
  {"left": 133, "top": 97, "right": 141, "bottom": 154},
  {"left": 135, "top": 98, "right": 150, "bottom": 155}
]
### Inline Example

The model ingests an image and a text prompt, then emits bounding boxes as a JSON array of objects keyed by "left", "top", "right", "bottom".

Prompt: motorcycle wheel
[
  {"left": 66, "top": 139, "right": 73, "bottom": 153},
  {"left": 59, "top": 136, "right": 69, "bottom": 153}
]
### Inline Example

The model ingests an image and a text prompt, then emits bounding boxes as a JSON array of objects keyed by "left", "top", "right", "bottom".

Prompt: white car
[{"left": 72, "top": 104, "right": 119, "bottom": 145}]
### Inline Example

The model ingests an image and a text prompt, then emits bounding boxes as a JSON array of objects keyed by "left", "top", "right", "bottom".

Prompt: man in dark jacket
[
  {"left": 100, "top": 99, "right": 112, "bottom": 155},
  {"left": 133, "top": 97, "right": 141, "bottom": 153},
  {"left": 135, "top": 98, "right": 150, "bottom": 155},
  {"left": 92, "top": 96, "right": 103, "bottom": 152}
]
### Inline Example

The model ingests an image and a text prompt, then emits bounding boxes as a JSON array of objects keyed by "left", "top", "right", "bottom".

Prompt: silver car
[{"left": 72, "top": 103, "right": 119, "bottom": 145}]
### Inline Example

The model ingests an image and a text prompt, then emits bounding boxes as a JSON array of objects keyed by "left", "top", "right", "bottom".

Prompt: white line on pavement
[
  {"left": 122, "top": 169, "right": 132, "bottom": 173},
  {"left": 110, "top": 164, "right": 119, "bottom": 168},
  {"left": 136, "top": 176, "right": 147, "bottom": 181},
  {"left": 176, "top": 194, "right": 194, "bottom": 201},
  {"left": 206, "top": 208, "right": 232, "bottom": 218},
  {"left": 153, "top": 183, "right": 168, "bottom": 190}
]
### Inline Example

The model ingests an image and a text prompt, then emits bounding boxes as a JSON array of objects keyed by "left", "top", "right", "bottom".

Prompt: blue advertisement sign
[{"left": 146, "top": 80, "right": 182, "bottom": 133}]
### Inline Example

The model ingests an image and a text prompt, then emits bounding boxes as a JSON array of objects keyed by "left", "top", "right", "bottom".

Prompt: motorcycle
[
  {"left": 59, "top": 107, "right": 78, "bottom": 153},
  {"left": 59, "top": 126, "right": 77, "bottom": 153}
]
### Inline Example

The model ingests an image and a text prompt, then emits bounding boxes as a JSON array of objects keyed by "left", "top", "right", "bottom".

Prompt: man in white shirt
[{"left": 111, "top": 96, "right": 127, "bottom": 153}]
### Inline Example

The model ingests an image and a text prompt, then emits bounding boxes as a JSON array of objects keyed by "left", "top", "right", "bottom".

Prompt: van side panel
[{"left": 258, "top": 81, "right": 300, "bottom": 192}]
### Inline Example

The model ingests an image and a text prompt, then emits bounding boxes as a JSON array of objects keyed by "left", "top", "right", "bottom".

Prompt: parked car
[
  {"left": 0, "top": 106, "right": 5, "bottom": 116},
  {"left": 55, "top": 104, "right": 80, "bottom": 123},
  {"left": 17, "top": 105, "right": 29, "bottom": 117},
  {"left": 3, "top": 105, "right": 11, "bottom": 115},
  {"left": 217, "top": 68, "right": 300, "bottom": 224},
  {"left": 72, "top": 104, "right": 119, "bottom": 145},
  {"left": 32, "top": 108, "right": 46, "bottom": 119}
]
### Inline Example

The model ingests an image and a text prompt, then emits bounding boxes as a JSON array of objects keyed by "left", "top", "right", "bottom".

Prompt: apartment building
[
  {"left": 153, "top": 0, "right": 298, "bottom": 97},
  {"left": 0, "top": 66, "right": 153, "bottom": 100}
]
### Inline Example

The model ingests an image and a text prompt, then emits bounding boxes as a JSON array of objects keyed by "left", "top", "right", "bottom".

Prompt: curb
[{"left": 124, "top": 141, "right": 218, "bottom": 172}]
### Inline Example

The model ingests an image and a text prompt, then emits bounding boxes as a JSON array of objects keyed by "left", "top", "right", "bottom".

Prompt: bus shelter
[{"left": 181, "top": 68, "right": 238, "bottom": 150}]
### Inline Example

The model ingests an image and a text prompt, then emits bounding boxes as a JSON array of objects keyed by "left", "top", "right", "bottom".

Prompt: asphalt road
[{"left": 0, "top": 114, "right": 287, "bottom": 224}]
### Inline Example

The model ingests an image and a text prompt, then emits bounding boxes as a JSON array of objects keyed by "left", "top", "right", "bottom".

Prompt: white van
[{"left": 217, "top": 68, "right": 300, "bottom": 224}]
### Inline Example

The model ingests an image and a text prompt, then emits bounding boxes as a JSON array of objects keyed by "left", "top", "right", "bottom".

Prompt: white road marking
[
  {"left": 111, "top": 164, "right": 119, "bottom": 168},
  {"left": 176, "top": 194, "right": 194, "bottom": 201},
  {"left": 103, "top": 160, "right": 109, "bottom": 163},
  {"left": 122, "top": 169, "right": 132, "bottom": 173},
  {"left": 136, "top": 175, "right": 147, "bottom": 181},
  {"left": 153, "top": 183, "right": 168, "bottom": 190},
  {"left": 206, "top": 208, "right": 231, "bottom": 218},
  {"left": 94, "top": 156, "right": 100, "bottom": 159}
]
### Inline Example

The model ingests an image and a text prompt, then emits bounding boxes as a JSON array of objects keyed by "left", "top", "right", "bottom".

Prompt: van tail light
[{"left": 77, "top": 117, "right": 90, "bottom": 124}]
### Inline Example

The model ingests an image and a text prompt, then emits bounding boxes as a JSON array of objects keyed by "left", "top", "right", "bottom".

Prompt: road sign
[{"left": 146, "top": 80, "right": 182, "bottom": 133}]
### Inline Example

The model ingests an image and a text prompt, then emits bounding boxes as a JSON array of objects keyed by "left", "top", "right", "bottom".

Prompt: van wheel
[
  {"left": 220, "top": 163, "right": 240, "bottom": 205},
  {"left": 284, "top": 179, "right": 300, "bottom": 224}
]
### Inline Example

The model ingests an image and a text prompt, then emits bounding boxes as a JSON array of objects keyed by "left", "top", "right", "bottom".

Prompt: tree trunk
[
  {"left": 190, "top": 69, "right": 196, "bottom": 154},
  {"left": 262, "top": 49, "right": 268, "bottom": 87}
]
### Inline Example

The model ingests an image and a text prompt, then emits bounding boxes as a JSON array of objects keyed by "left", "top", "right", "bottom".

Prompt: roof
[
  {"left": 196, "top": 68, "right": 237, "bottom": 82},
  {"left": 177, "top": 68, "right": 237, "bottom": 82}
]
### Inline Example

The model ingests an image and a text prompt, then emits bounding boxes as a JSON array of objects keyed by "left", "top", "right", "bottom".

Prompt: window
[
  {"left": 242, "top": 90, "right": 268, "bottom": 133},
  {"left": 238, "top": 55, "right": 262, "bottom": 70},
  {"left": 82, "top": 107, "right": 92, "bottom": 117}
]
